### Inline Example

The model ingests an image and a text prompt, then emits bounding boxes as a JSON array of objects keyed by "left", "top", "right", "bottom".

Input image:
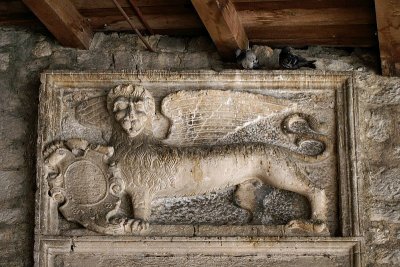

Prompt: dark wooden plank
[
  {"left": 239, "top": 7, "right": 375, "bottom": 27},
  {"left": 248, "top": 24, "right": 377, "bottom": 47},
  {"left": 374, "top": 0, "right": 400, "bottom": 76},
  {"left": 22, "top": 0, "right": 93, "bottom": 49},
  {"left": 98, "top": 27, "right": 206, "bottom": 36},
  {"left": 71, "top": 0, "right": 191, "bottom": 10},
  {"left": 79, "top": 5, "right": 198, "bottom": 17},
  {"left": 127, "top": 0, "right": 154, "bottom": 34},
  {"left": 233, "top": 0, "right": 375, "bottom": 10},
  {"left": 78, "top": 4, "right": 202, "bottom": 31},
  {"left": 88, "top": 13, "right": 202, "bottom": 32},
  {"left": 29, "top": 1, "right": 195, "bottom": 33},
  {"left": 0, "top": 15, "right": 40, "bottom": 26},
  {"left": 0, "top": 1, "right": 35, "bottom": 25},
  {"left": 191, "top": 0, "right": 248, "bottom": 59},
  {"left": 0, "top": 0, "right": 31, "bottom": 13}
]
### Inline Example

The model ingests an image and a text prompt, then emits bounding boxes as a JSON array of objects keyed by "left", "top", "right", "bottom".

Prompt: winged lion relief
[{"left": 43, "top": 84, "right": 330, "bottom": 235}]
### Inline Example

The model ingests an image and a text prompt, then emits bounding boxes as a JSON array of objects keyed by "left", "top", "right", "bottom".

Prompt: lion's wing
[
  {"left": 161, "top": 90, "right": 291, "bottom": 147},
  {"left": 75, "top": 96, "right": 111, "bottom": 130}
]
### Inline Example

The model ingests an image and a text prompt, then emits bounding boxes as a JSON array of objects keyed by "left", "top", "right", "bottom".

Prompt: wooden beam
[
  {"left": 232, "top": 0, "right": 375, "bottom": 10},
  {"left": 79, "top": 5, "right": 203, "bottom": 32},
  {"left": 128, "top": 0, "right": 154, "bottom": 35},
  {"left": 239, "top": 7, "right": 375, "bottom": 27},
  {"left": 375, "top": 0, "right": 400, "bottom": 76},
  {"left": 71, "top": 0, "right": 189, "bottom": 9},
  {"left": 22, "top": 0, "right": 93, "bottom": 49},
  {"left": 191, "top": 0, "right": 248, "bottom": 59},
  {"left": 248, "top": 24, "right": 377, "bottom": 47}
]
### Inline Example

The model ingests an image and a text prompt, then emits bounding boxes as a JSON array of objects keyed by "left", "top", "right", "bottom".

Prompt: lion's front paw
[
  {"left": 119, "top": 218, "right": 149, "bottom": 233},
  {"left": 285, "top": 220, "right": 329, "bottom": 236}
]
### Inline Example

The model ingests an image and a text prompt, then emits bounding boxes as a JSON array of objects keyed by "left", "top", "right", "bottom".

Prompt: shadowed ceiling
[{"left": 1, "top": 0, "right": 399, "bottom": 76}]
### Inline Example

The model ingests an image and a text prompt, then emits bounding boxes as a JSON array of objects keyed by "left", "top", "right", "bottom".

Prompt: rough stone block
[
  {"left": 0, "top": 52, "right": 10, "bottom": 71},
  {"left": 187, "top": 36, "right": 216, "bottom": 52},
  {"left": 135, "top": 35, "right": 160, "bottom": 51},
  {"left": 0, "top": 229, "right": 32, "bottom": 267},
  {"left": 394, "top": 146, "right": 400, "bottom": 159},
  {"left": 0, "top": 207, "right": 27, "bottom": 225},
  {"left": 49, "top": 49, "right": 77, "bottom": 70},
  {"left": 376, "top": 249, "right": 400, "bottom": 266},
  {"left": 77, "top": 51, "right": 113, "bottom": 70},
  {"left": 0, "top": 31, "right": 14, "bottom": 46},
  {"left": 113, "top": 50, "right": 139, "bottom": 70},
  {"left": 370, "top": 168, "right": 400, "bottom": 201},
  {"left": 180, "top": 52, "right": 210, "bottom": 69},
  {"left": 0, "top": 114, "right": 27, "bottom": 141},
  {"left": 94, "top": 32, "right": 140, "bottom": 52},
  {"left": 365, "top": 111, "right": 392, "bottom": 143},
  {"left": 89, "top": 33, "right": 107, "bottom": 50},
  {"left": 370, "top": 202, "right": 400, "bottom": 223},
  {"left": 357, "top": 74, "right": 400, "bottom": 105},
  {"left": 0, "top": 89, "right": 23, "bottom": 113},
  {"left": 0, "top": 106, "right": 29, "bottom": 171},
  {"left": 157, "top": 36, "right": 186, "bottom": 52},
  {"left": 0, "top": 146, "right": 26, "bottom": 169},
  {"left": 368, "top": 227, "right": 390, "bottom": 245},
  {"left": 135, "top": 52, "right": 180, "bottom": 70},
  {"left": 32, "top": 41, "right": 52, "bottom": 58},
  {"left": 0, "top": 170, "right": 28, "bottom": 202}
]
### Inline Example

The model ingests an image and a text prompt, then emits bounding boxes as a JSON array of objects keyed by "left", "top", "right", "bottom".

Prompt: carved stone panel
[{"left": 36, "top": 71, "right": 362, "bottom": 266}]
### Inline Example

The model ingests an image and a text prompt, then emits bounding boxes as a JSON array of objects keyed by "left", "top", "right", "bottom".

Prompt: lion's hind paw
[{"left": 285, "top": 220, "right": 330, "bottom": 236}]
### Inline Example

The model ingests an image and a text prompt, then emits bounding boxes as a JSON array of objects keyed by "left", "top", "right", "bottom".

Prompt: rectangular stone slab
[{"left": 36, "top": 70, "right": 361, "bottom": 266}]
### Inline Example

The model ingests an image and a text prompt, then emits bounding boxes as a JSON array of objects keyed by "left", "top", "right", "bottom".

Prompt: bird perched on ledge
[
  {"left": 236, "top": 49, "right": 259, "bottom": 70},
  {"left": 279, "top": 47, "right": 316, "bottom": 70}
]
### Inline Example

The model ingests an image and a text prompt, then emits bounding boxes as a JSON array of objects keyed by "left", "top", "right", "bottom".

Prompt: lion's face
[{"left": 113, "top": 96, "right": 150, "bottom": 138}]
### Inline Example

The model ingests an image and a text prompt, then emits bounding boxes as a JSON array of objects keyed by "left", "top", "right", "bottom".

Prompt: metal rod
[
  {"left": 128, "top": 0, "right": 154, "bottom": 35},
  {"left": 111, "top": 0, "right": 155, "bottom": 52}
]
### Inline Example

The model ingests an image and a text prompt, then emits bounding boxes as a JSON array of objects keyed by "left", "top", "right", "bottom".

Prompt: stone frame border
[
  {"left": 38, "top": 237, "right": 363, "bottom": 267},
  {"left": 35, "top": 70, "right": 362, "bottom": 265}
]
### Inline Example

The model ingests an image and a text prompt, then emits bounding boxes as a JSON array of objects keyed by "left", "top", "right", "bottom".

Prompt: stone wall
[{"left": 0, "top": 27, "right": 398, "bottom": 266}]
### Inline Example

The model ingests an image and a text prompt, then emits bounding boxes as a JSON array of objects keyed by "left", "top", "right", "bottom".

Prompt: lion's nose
[
  {"left": 128, "top": 103, "right": 137, "bottom": 119},
  {"left": 129, "top": 111, "right": 137, "bottom": 120}
]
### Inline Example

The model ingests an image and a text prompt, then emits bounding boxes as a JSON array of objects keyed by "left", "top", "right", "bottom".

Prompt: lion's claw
[{"left": 120, "top": 218, "right": 149, "bottom": 233}]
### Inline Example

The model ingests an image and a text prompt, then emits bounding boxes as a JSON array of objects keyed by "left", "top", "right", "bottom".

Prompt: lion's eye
[
  {"left": 114, "top": 100, "right": 129, "bottom": 112},
  {"left": 115, "top": 110, "right": 126, "bottom": 121},
  {"left": 134, "top": 102, "right": 145, "bottom": 112}
]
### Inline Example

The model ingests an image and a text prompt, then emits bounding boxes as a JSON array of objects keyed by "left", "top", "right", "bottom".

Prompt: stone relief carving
[{"left": 44, "top": 84, "right": 330, "bottom": 235}]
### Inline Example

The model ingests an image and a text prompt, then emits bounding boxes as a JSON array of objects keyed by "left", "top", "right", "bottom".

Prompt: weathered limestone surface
[
  {"left": 355, "top": 74, "right": 400, "bottom": 266},
  {"left": 38, "top": 72, "right": 343, "bottom": 240},
  {"left": 0, "top": 26, "right": 398, "bottom": 266}
]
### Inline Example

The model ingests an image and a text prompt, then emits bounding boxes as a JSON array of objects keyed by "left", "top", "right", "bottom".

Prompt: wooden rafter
[
  {"left": 191, "top": 0, "right": 248, "bottom": 59},
  {"left": 22, "top": 0, "right": 93, "bottom": 49},
  {"left": 111, "top": 0, "right": 155, "bottom": 52},
  {"left": 375, "top": 0, "right": 400, "bottom": 76},
  {"left": 128, "top": 0, "right": 154, "bottom": 35}
]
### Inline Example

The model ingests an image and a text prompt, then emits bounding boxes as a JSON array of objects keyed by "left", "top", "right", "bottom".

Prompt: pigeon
[
  {"left": 236, "top": 49, "right": 259, "bottom": 70},
  {"left": 279, "top": 47, "right": 316, "bottom": 69}
]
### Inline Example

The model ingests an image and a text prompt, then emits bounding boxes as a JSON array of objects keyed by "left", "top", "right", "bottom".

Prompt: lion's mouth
[{"left": 121, "top": 119, "right": 144, "bottom": 136}]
